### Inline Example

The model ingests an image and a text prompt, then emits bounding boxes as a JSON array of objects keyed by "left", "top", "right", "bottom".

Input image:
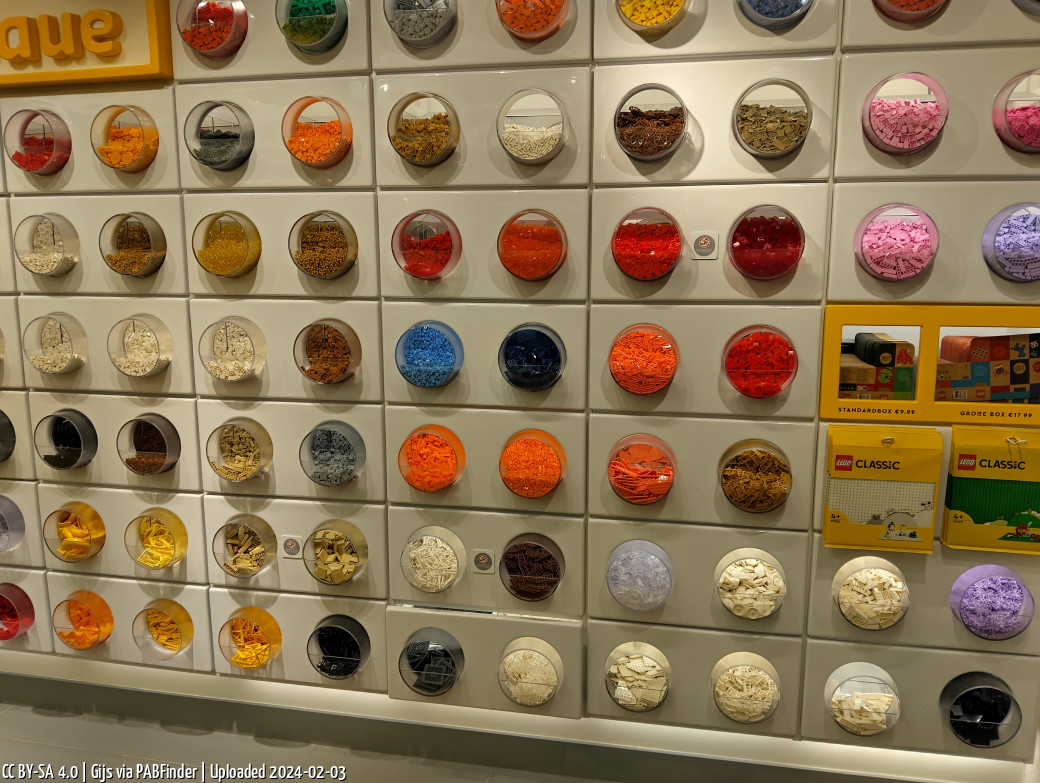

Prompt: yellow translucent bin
[
  {"left": 124, "top": 507, "right": 189, "bottom": 570},
  {"left": 132, "top": 598, "right": 194, "bottom": 660},
  {"left": 44, "top": 502, "right": 105, "bottom": 563},
  {"left": 219, "top": 607, "right": 282, "bottom": 670}
]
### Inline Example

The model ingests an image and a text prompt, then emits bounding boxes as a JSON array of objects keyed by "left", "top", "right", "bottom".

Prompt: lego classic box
[{"left": 943, "top": 426, "right": 1040, "bottom": 554}]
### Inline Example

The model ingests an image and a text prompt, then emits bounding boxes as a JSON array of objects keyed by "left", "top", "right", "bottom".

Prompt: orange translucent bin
[
  {"left": 90, "top": 105, "right": 159, "bottom": 173},
  {"left": 52, "top": 590, "right": 113, "bottom": 651},
  {"left": 499, "top": 430, "right": 566, "bottom": 499},
  {"left": 398, "top": 425, "right": 465, "bottom": 492}
]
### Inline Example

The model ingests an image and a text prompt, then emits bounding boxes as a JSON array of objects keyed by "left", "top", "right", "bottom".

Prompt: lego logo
[
  {"left": 834, "top": 455, "right": 853, "bottom": 471},
  {"left": 958, "top": 454, "right": 977, "bottom": 470}
]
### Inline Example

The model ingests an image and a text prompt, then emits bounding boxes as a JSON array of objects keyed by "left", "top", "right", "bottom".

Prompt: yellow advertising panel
[
  {"left": 822, "top": 304, "right": 1040, "bottom": 427},
  {"left": 0, "top": 1, "right": 172, "bottom": 87}
]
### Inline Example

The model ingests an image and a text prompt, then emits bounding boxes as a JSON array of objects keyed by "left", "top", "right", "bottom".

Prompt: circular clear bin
[
  {"left": 392, "top": 211, "right": 462, "bottom": 280},
  {"left": 295, "top": 319, "right": 362, "bottom": 384},
  {"left": 500, "top": 533, "right": 565, "bottom": 601},
  {"left": 401, "top": 526, "right": 464, "bottom": 593},
  {"left": 192, "top": 211, "right": 261, "bottom": 277},
  {"left": 498, "top": 324, "right": 566, "bottom": 392},
  {"left": 15, "top": 214, "right": 79, "bottom": 277},
  {"left": 993, "top": 70, "right": 1040, "bottom": 153},
  {"left": 277, "top": 0, "right": 348, "bottom": 53},
  {"left": 607, "top": 434, "right": 676, "bottom": 505},
  {"left": 289, "top": 211, "right": 358, "bottom": 280},
  {"left": 108, "top": 316, "right": 173, "bottom": 378},
  {"left": 23, "top": 315, "right": 86, "bottom": 375},
  {"left": 614, "top": 0, "right": 689, "bottom": 34},
  {"left": 184, "top": 100, "right": 254, "bottom": 169},
  {"left": 100, "top": 213, "right": 167, "bottom": 278},
  {"left": 723, "top": 325, "right": 798, "bottom": 399},
  {"left": 177, "top": 0, "right": 248, "bottom": 59},
  {"left": 614, "top": 84, "right": 687, "bottom": 162},
  {"left": 499, "top": 429, "right": 566, "bottom": 499},
  {"left": 384, "top": 0, "right": 458, "bottom": 47},
  {"left": 496, "top": 0, "right": 569, "bottom": 41},
  {"left": 34, "top": 410, "right": 97, "bottom": 470},
  {"left": 0, "top": 496, "right": 25, "bottom": 554},
  {"left": 0, "top": 583, "right": 34, "bottom": 640},
  {"left": 0, "top": 413, "right": 16, "bottom": 464},
  {"left": 395, "top": 321, "right": 464, "bottom": 388},
  {"left": 199, "top": 316, "right": 266, "bottom": 383},
  {"left": 715, "top": 548, "right": 787, "bottom": 620},
  {"left": 212, "top": 514, "right": 276, "bottom": 578},
  {"left": 399, "top": 627, "right": 464, "bottom": 696},
  {"left": 387, "top": 93, "right": 460, "bottom": 166},
  {"left": 497, "top": 209, "right": 567, "bottom": 281},
  {"left": 3, "top": 109, "right": 71, "bottom": 175},
  {"left": 300, "top": 421, "right": 366, "bottom": 487},
  {"left": 605, "top": 641, "right": 671, "bottom": 712},
  {"left": 43, "top": 501, "right": 105, "bottom": 563},
  {"left": 982, "top": 204, "right": 1040, "bottom": 283},
  {"left": 728, "top": 205, "right": 805, "bottom": 280},
  {"left": 610, "top": 208, "right": 684, "bottom": 281},
  {"left": 950, "top": 565, "right": 1035, "bottom": 641},
  {"left": 833, "top": 557, "right": 910, "bottom": 631},
  {"left": 307, "top": 614, "right": 370, "bottom": 679},
  {"left": 205, "top": 419, "right": 273, "bottom": 482},
  {"left": 940, "top": 672, "right": 1022, "bottom": 748},
  {"left": 498, "top": 637, "right": 564, "bottom": 707},
  {"left": 736, "top": 0, "right": 813, "bottom": 29},
  {"left": 303, "top": 519, "right": 368, "bottom": 585},
  {"left": 855, "top": 204, "right": 938, "bottom": 281},
  {"left": 862, "top": 72, "right": 948, "bottom": 156},
  {"left": 497, "top": 89, "right": 568, "bottom": 165},
  {"left": 872, "top": 0, "right": 946, "bottom": 23},
  {"left": 712, "top": 652, "right": 781, "bottom": 723},
  {"left": 609, "top": 324, "right": 679, "bottom": 395},
  {"left": 826, "top": 662, "right": 901, "bottom": 736},
  {"left": 719, "top": 439, "right": 792, "bottom": 513},
  {"left": 733, "top": 79, "right": 812, "bottom": 159},
  {"left": 606, "top": 540, "right": 674, "bottom": 612},
  {"left": 116, "top": 414, "right": 181, "bottom": 476}
]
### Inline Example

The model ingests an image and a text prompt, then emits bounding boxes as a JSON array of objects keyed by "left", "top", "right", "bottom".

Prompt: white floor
[
  {"left": 0, "top": 701, "right": 591, "bottom": 783},
  {"left": 0, "top": 675, "right": 876, "bottom": 783}
]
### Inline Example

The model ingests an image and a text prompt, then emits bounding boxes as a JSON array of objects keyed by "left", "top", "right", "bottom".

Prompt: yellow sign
[
  {"left": 0, "top": 1, "right": 171, "bottom": 87},
  {"left": 821, "top": 303, "right": 1040, "bottom": 426}
]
